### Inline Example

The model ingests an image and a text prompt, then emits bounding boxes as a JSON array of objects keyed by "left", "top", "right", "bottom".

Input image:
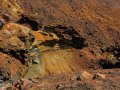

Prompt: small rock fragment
[
  {"left": 56, "top": 84, "right": 65, "bottom": 90},
  {"left": 74, "top": 74, "right": 83, "bottom": 81},
  {"left": 0, "top": 20, "right": 3, "bottom": 29},
  {"left": 93, "top": 73, "right": 106, "bottom": 80},
  {"left": 20, "top": 78, "right": 33, "bottom": 90},
  {"left": 14, "top": 81, "right": 22, "bottom": 90},
  {"left": 81, "top": 71, "right": 92, "bottom": 80},
  {"left": 2, "top": 13, "right": 12, "bottom": 21},
  {"left": 8, "top": 79, "right": 14, "bottom": 84},
  {"left": 0, "top": 80, "right": 4, "bottom": 87},
  {"left": 0, "top": 80, "right": 3, "bottom": 84}
]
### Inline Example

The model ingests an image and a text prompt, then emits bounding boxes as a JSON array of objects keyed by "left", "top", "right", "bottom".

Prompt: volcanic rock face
[{"left": 0, "top": 0, "right": 120, "bottom": 89}]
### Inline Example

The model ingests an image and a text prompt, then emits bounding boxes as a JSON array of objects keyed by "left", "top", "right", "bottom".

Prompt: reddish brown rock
[{"left": 0, "top": 53, "right": 25, "bottom": 81}]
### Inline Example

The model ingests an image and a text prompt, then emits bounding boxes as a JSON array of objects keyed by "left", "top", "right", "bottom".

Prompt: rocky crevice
[
  {"left": 18, "top": 15, "right": 40, "bottom": 31},
  {"left": 42, "top": 25, "right": 87, "bottom": 49}
]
